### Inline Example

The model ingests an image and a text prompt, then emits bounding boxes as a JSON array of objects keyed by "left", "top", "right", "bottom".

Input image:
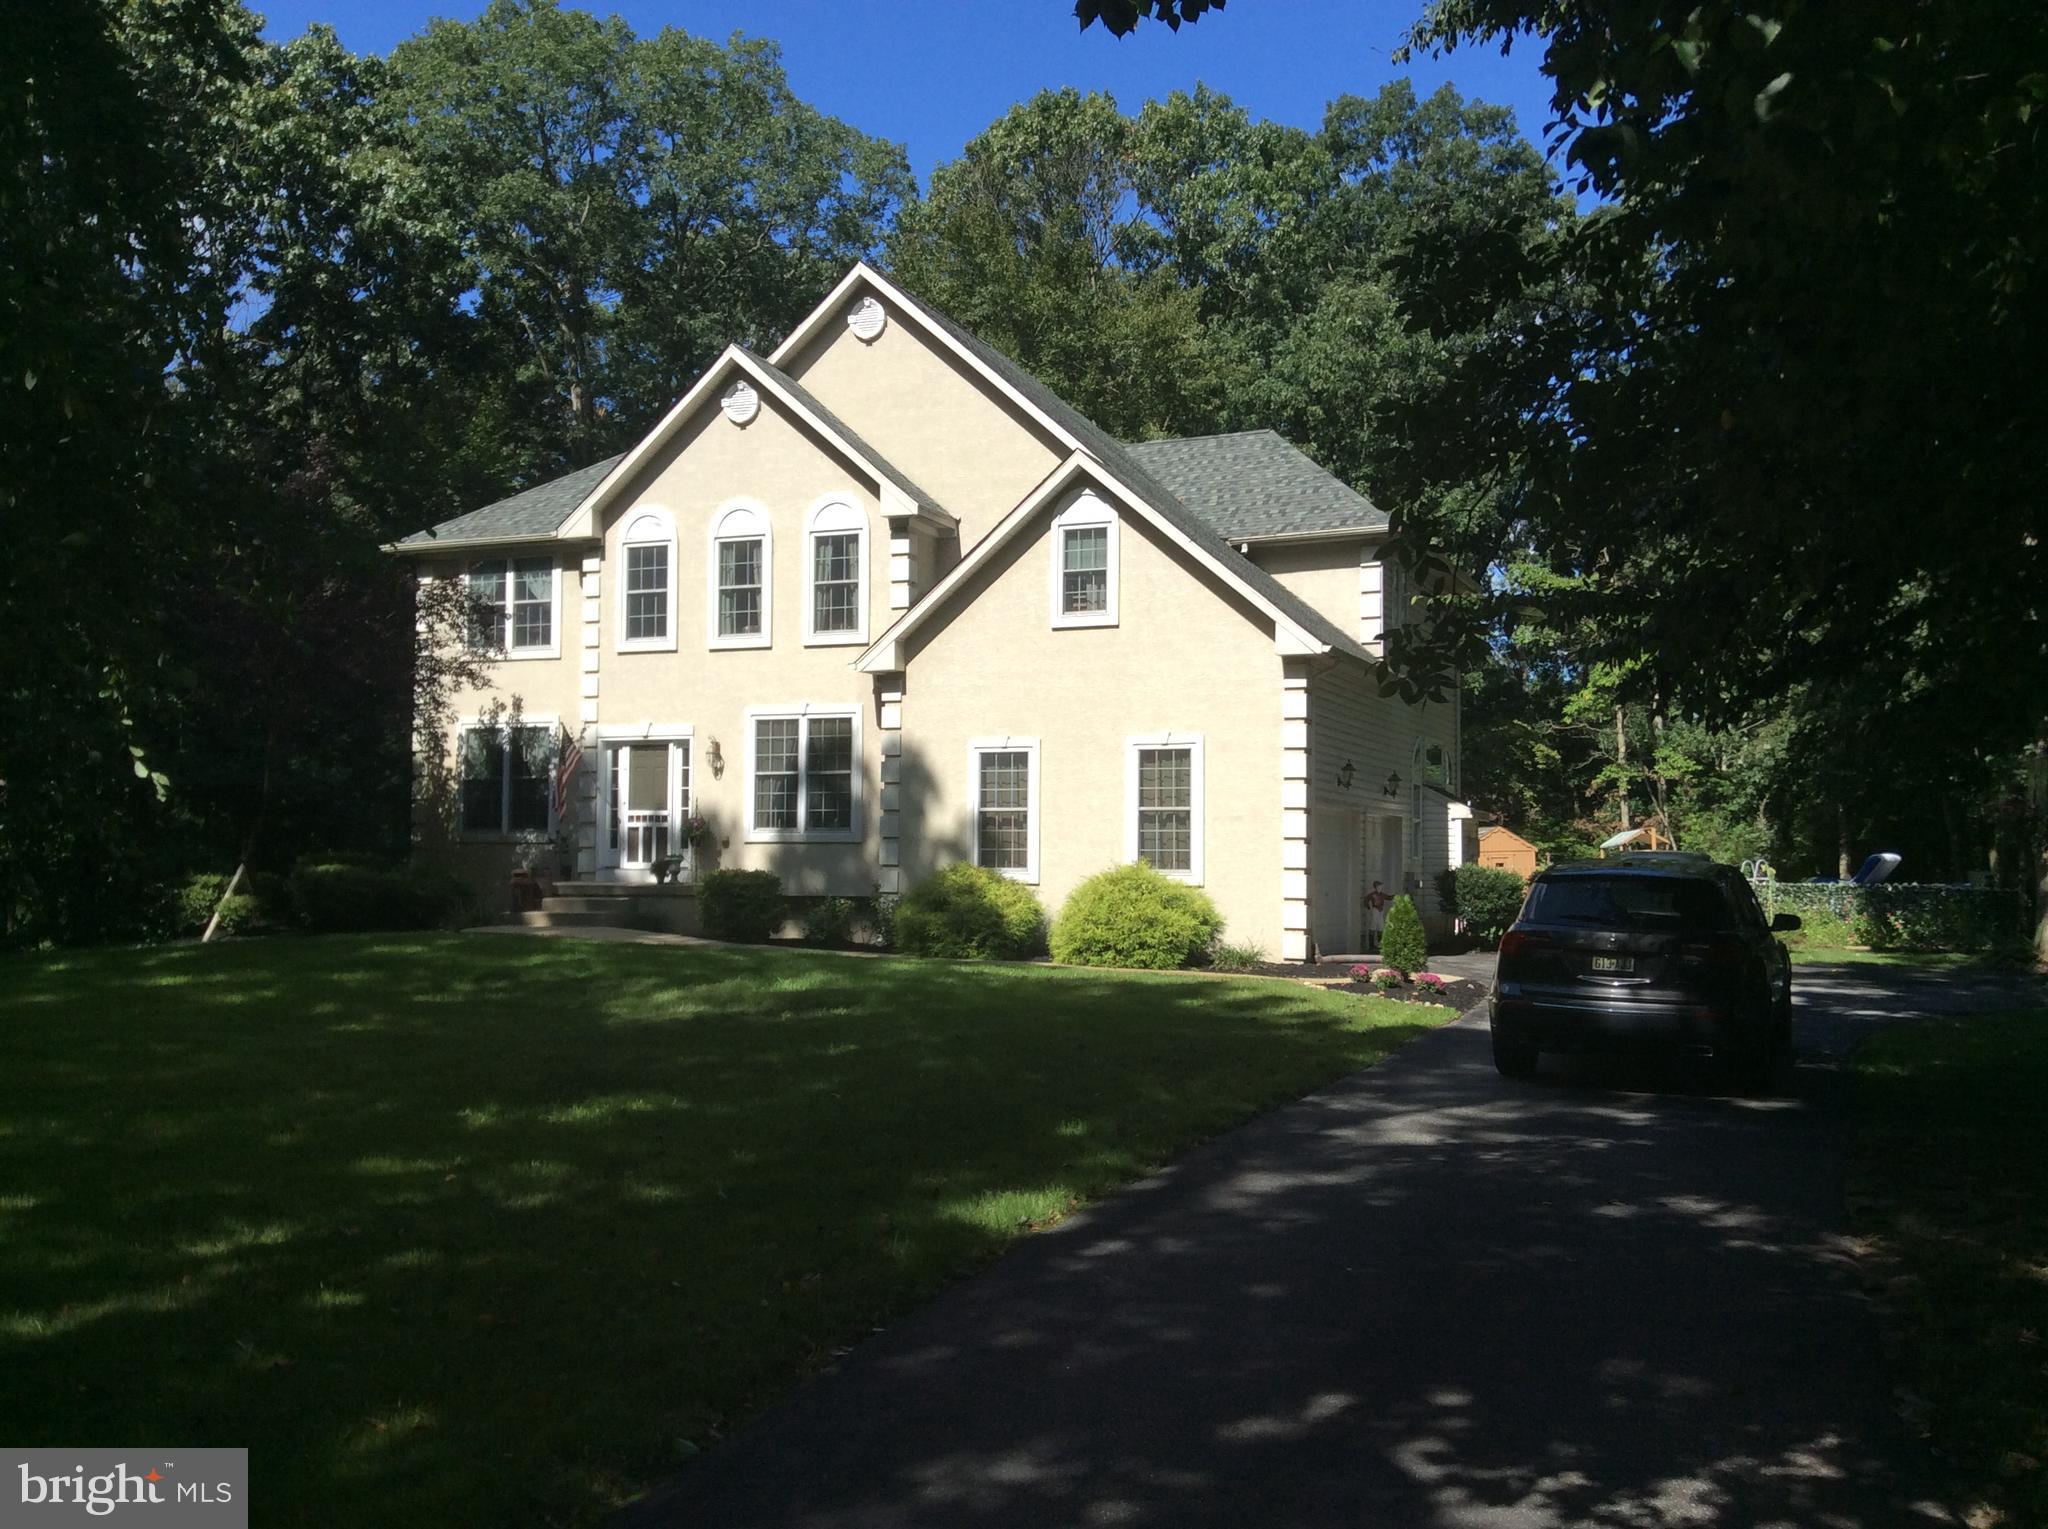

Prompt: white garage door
[{"left": 1312, "top": 808, "right": 1361, "bottom": 957}]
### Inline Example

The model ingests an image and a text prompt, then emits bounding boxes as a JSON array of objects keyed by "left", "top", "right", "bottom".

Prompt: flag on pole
[{"left": 553, "top": 725, "right": 584, "bottom": 821}]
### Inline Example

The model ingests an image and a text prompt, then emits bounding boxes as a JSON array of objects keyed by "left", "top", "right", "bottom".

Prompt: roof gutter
[
  {"left": 1231, "top": 525, "right": 1389, "bottom": 550},
  {"left": 386, "top": 531, "right": 601, "bottom": 557}
]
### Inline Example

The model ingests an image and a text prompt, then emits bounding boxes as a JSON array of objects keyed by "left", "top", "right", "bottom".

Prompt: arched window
[
  {"left": 707, "top": 500, "right": 772, "bottom": 649},
  {"left": 1049, "top": 492, "right": 1119, "bottom": 629},
  {"left": 803, "top": 496, "right": 869, "bottom": 645},
  {"left": 616, "top": 508, "right": 676, "bottom": 652}
]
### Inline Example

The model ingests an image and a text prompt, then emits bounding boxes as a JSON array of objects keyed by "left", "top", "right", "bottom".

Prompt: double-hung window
[
  {"left": 1126, "top": 733, "right": 1204, "bottom": 882},
  {"left": 618, "top": 510, "right": 676, "bottom": 650},
  {"left": 746, "top": 706, "right": 861, "bottom": 842},
  {"left": 466, "top": 557, "right": 558, "bottom": 657},
  {"left": 1050, "top": 493, "right": 1118, "bottom": 628},
  {"left": 708, "top": 502, "right": 771, "bottom": 648},
  {"left": 459, "top": 722, "right": 555, "bottom": 835},
  {"left": 969, "top": 738, "right": 1039, "bottom": 882},
  {"left": 804, "top": 498, "right": 868, "bottom": 644}
]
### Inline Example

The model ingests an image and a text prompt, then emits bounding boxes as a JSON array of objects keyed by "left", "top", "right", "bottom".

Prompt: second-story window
[
  {"left": 618, "top": 509, "right": 676, "bottom": 651},
  {"left": 707, "top": 501, "right": 772, "bottom": 649},
  {"left": 1050, "top": 493, "right": 1118, "bottom": 629},
  {"left": 466, "top": 557, "right": 557, "bottom": 657},
  {"left": 804, "top": 497, "right": 868, "bottom": 644}
]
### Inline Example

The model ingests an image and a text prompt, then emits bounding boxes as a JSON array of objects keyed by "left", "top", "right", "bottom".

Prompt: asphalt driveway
[{"left": 619, "top": 961, "right": 2037, "bottom": 1529}]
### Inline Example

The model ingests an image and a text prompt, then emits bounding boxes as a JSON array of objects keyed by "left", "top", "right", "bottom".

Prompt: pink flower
[{"left": 1348, "top": 963, "right": 1373, "bottom": 979}]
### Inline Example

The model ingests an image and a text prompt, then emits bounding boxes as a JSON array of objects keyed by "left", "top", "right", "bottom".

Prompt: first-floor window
[
  {"left": 460, "top": 723, "right": 553, "bottom": 834},
  {"left": 1127, "top": 734, "right": 1203, "bottom": 882},
  {"left": 748, "top": 709, "right": 860, "bottom": 841},
  {"left": 970, "top": 739, "right": 1039, "bottom": 881}
]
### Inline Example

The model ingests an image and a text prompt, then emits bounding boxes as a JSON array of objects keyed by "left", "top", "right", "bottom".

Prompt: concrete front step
[
  {"left": 541, "top": 896, "right": 641, "bottom": 915},
  {"left": 515, "top": 909, "right": 638, "bottom": 929}
]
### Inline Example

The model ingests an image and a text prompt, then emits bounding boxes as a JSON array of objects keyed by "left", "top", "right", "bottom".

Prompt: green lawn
[
  {"left": 1851, "top": 1007, "right": 2048, "bottom": 1527},
  {"left": 0, "top": 934, "right": 1435, "bottom": 1526}
]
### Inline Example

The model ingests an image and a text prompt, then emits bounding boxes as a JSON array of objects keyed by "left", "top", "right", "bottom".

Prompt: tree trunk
[
  {"left": 2031, "top": 730, "right": 2047, "bottom": 966},
  {"left": 1615, "top": 706, "right": 1630, "bottom": 831},
  {"left": 1837, "top": 803, "right": 1852, "bottom": 881}
]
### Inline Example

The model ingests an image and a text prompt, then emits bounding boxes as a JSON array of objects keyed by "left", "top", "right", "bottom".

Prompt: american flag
[{"left": 552, "top": 726, "right": 584, "bottom": 822}]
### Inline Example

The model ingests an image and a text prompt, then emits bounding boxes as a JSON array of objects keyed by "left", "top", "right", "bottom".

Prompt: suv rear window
[{"left": 1524, "top": 875, "right": 1733, "bottom": 931}]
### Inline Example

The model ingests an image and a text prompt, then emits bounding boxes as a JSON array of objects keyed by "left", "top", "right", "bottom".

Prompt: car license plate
[{"left": 1591, "top": 955, "right": 1634, "bottom": 973}]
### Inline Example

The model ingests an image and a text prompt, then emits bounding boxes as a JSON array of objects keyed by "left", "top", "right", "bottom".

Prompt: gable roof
[
  {"left": 396, "top": 455, "right": 623, "bottom": 548},
  {"left": 774, "top": 266, "right": 1375, "bottom": 669},
  {"left": 1124, "top": 430, "right": 1387, "bottom": 541},
  {"left": 858, "top": 451, "right": 1375, "bottom": 674},
  {"left": 394, "top": 343, "right": 955, "bottom": 553}
]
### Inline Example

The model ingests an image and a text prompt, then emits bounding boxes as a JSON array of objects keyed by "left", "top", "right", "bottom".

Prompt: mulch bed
[{"left": 1226, "top": 960, "right": 1488, "bottom": 1011}]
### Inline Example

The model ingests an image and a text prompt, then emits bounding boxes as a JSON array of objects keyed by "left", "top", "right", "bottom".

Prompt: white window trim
[
  {"left": 1124, "top": 732, "right": 1205, "bottom": 884},
  {"left": 1049, "top": 492, "right": 1119, "bottom": 629},
  {"left": 467, "top": 558, "right": 562, "bottom": 661},
  {"left": 454, "top": 713, "right": 560, "bottom": 840},
  {"left": 967, "top": 736, "right": 1041, "bottom": 884},
  {"left": 802, "top": 493, "right": 870, "bottom": 646},
  {"left": 742, "top": 703, "right": 862, "bottom": 844},
  {"left": 616, "top": 506, "right": 678, "bottom": 653},
  {"left": 707, "top": 499, "right": 773, "bottom": 651}
]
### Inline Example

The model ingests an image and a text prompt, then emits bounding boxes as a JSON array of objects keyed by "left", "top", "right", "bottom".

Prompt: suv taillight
[{"left": 1499, "top": 929, "right": 1536, "bottom": 960}]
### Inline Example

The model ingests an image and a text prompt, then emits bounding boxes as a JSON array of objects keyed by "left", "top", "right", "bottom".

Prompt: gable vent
[
  {"left": 846, "top": 296, "right": 887, "bottom": 342},
  {"left": 720, "top": 380, "right": 760, "bottom": 425}
]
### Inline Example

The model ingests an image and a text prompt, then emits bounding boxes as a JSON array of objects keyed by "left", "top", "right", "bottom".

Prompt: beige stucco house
[{"left": 395, "top": 264, "right": 1468, "bottom": 960}]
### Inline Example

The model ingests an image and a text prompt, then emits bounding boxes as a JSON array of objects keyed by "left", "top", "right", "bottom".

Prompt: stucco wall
[
  {"left": 781, "top": 301, "right": 1067, "bottom": 550},
  {"left": 1248, "top": 538, "right": 1377, "bottom": 642},
  {"left": 898, "top": 490, "right": 1290, "bottom": 955}
]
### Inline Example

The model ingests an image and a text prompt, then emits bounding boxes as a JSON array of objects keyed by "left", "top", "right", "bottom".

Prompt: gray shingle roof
[
  {"left": 882, "top": 281, "right": 1375, "bottom": 664},
  {"left": 1124, "top": 430, "right": 1387, "bottom": 540},
  {"left": 399, "top": 455, "right": 623, "bottom": 547}
]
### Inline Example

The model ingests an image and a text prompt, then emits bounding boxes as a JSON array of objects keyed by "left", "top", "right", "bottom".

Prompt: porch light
[
  {"left": 1383, "top": 771, "right": 1402, "bottom": 797},
  {"left": 1335, "top": 759, "right": 1356, "bottom": 790},
  {"left": 707, "top": 738, "right": 724, "bottom": 777}
]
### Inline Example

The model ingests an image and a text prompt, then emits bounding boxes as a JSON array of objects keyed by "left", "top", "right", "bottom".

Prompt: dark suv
[{"left": 1489, "top": 859, "right": 1799, "bottom": 1087}]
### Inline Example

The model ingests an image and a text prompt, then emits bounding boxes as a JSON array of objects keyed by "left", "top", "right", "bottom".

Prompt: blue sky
[{"left": 253, "top": 0, "right": 1562, "bottom": 186}]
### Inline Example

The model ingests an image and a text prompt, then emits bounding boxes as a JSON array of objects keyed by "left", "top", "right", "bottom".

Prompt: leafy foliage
[
  {"left": 1378, "top": 895, "right": 1428, "bottom": 975},
  {"left": 896, "top": 864, "right": 1047, "bottom": 961},
  {"left": 1210, "top": 939, "right": 1269, "bottom": 972},
  {"left": 1074, "top": 0, "right": 1223, "bottom": 35},
  {"left": 1448, "top": 865, "right": 1526, "bottom": 943},
  {"left": 698, "top": 869, "right": 786, "bottom": 944},
  {"left": 1050, "top": 862, "right": 1223, "bottom": 969},
  {"left": 287, "top": 859, "right": 473, "bottom": 934},
  {"left": 799, "top": 896, "right": 859, "bottom": 946}
]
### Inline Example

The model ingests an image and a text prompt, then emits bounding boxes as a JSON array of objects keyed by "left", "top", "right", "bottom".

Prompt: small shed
[{"left": 1477, "top": 825, "right": 1539, "bottom": 881}]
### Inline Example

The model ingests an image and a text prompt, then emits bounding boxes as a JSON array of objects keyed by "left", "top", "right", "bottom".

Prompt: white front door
[{"left": 601, "top": 739, "right": 690, "bottom": 879}]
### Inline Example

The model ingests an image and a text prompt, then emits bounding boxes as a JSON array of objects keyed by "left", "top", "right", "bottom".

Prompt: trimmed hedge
[
  {"left": 699, "top": 869, "right": 785, "bottom": 944},
  {"left": 1447, "top": 864, "right": 1527, "bottom": 943},
  {"left": 288, "top": 859, "right": 472, "bottom": 933},
  {"left": 799, "top": 896, "right": 858, "bottom": 946},
  {"left": 1050, "top": 862, "right": 1222, "bottom": 970},
  {"left": 170, "top": 873, "right": 267, "bottom": 937},
  {"left": 896, "top": 863, "right": 1046, "bottom": 960},
  {"left": 1852, "top": 884, "right": 2027, "bottom": 952},
  {"left": 1379, "top": 894, "right": 1428, "bottom": 974}
]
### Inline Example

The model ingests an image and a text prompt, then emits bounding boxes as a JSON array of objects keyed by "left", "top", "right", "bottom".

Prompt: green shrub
[
  {"left": 896, "top": 863, "right": 1046, "bottom": 960},
  {"left": 289, "top": 859, "right": 471, "bottom": 933},
  {"left": 1050, "top": 862, "right": 1222, "bottom": 970},
  {"left": 1450, "top": 864, "right": 1526, "bottom": 943},
  {"left": 1851, "top": 884, "right": 2025, "bottom": 952},
  {"left": 1210, "top": 939, "right": 1269, "bottom": 972},
  {"left": 1379, "top": 894, "right": 1428, "bottom": 974},
  {"left": 698, "top": 869, "right": 785, "bottom": 944},
  {"left": 171, "top": 874, "right": 262, "bottom": 937},
  {"left": 1433, "top": 865, "right": 1460, "bottom": 922},
  {"left": 863, "top": 886, "right": 900, "bottom": 949},
  {"left": 800, "top": 896, "right": 858, "bottom": 946}
]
